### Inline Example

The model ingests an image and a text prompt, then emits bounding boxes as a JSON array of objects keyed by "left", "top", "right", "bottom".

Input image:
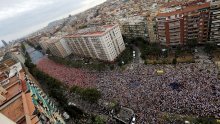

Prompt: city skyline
[
  {"left": 0, "top": 0, "right": 106, "bottom": 44},
  {"left": 1, "top": 0, "right": 220, "bottom": 123}
]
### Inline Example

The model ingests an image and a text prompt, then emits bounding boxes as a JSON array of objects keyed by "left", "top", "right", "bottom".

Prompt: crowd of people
[
  {"left": 96, "top": 62, "right": 220, "bottom": 123},
  {"left": 95, "top": 50, "right": 220, "bottom": 123},
  {"left": 37, "top": 52, "right": 220, "bottom": 123},
  {"left": 37, "top": 57, "right": 97, "bottom": 88}
]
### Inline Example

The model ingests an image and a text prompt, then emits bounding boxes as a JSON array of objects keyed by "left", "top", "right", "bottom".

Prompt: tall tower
[{"left": 1, "top": 40, "right": 8, "bottom": 46}]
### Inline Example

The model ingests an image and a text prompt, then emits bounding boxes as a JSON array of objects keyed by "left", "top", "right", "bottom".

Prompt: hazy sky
[{"left": 0, "top": 0, "right": 106, "bottom": 44}]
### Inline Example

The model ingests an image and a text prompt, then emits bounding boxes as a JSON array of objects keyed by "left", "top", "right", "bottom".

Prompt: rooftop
[
  {"left": 0, "top": 96, "right": 24, "bottom": 122},
  {"left": 0, "top": 73, "right": 8, "bottom": 83},
  {"left": 3, "top": 76, "right": 19, "bottom": 89},
  {"left": 0, "top": 79, "right": 22, "bottom": 106},
  {"left": 157, "top": 2, "right": 210, "bottom": 17},
  {"left": 22, "top": 92, "right": 39, "bottom": 124},
  {"left": 0, "top": 59, "right": 17, "bottom": 72},
  {"left": 119, "top": 16, "right": 145, "bottom": 25},
  {"left": 64, "top": 25, "right": 116, "bottom": 38}
]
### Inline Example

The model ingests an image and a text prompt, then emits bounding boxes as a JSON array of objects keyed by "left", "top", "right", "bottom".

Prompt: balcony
[
  {"left": 169, "top": 25, "right": 180, "bottom": 29},
  {"left": 157, "top": 24, "right": 165, "bottom": 27},
  {"left": 158, "top": 27, "right": 165, "bottom": 30},
  {"left": 170, "top": 42, "right": 181, "bottom": 46},
  {"left": 213, "top": 11, "right": 220, "bottom": 14},
  {"left": 188, "top": 29, "right": 199, "bottom": 33},
  {"left": 169, "top": 30, "right": 180, "bottom": 33},
  {"left": 212, "top": 20, "right": 220, "bottom": 23}
]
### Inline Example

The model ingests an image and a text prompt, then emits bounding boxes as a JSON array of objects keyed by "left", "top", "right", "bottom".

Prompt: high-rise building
[
  {"left": 47, "top": 37, "right": 72, "bottom": 58},
  {"left": 156, "top": 0, "right": 210, "bottom": 46},
  {"left": 147, "top": 16, "right": 157, "bottom": 43},
  {"left": 64, "top": 25, "right": 125, "bottom": 62},
  {"left": 118, "top": 16, "right": 149, "bottom": 41},
  {"left": 209, "top": 0, "right": 220, "bottom": 43},
  {"left": 39, "top": 37, "right": 50, "bottom": 53},
  {"left": 1, "top": 40, "right": 8, "bottom": 47}
]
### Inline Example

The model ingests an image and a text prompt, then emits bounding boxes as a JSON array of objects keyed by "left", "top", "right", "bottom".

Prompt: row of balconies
[
  {"left": 211, "top": 28, "right": 220, "bottom": 32},
  {"left": 187, "top": 37, "right": 198, "bottom": 40},
  {"left": 211, "top": 24, "right": 219, "bottom": 29},
  {"left": 187, "top": 30, "right": 199, "bottom": 33},
  {"left": 211, "top": 4, "right": 220, "bottom": 9},
  {"left": 211, "top": 35, "right": 220, "bottom": 38},
  {"left": 170, "top": 42, "right": 181, "bottom": 46},
  {"left": 158, "top": 27, "right": 165, "bottom": 30},
  {"left": 158, "top": 34, "right": 166, "bottom": 37},
  {"left": 187, "top": 18, "right": 199, "bottom": 22},
  {"left": 169, "top": 25, "right": 180, "bottom": 29},
  {"left": 169, "top": 33, "right": 180, "bottom": 37},
  {"left": 169, "top": 29, "right": 180, "bottom": 33},
  {"left": 213, "top": 10, "right": 220, "bottom": 14},
  {"left": 170, "top": 40, "right": 180, "bottom": 43},
  {"left": 187, "top": 33, "right": 198, "bottom": 37},
  {"left": 157, "top": 24, "right": 165, "bottom": 27},
  {"left": 169, "top": 26, "right": 179, "bottom": 30},
  {"left": 212, "top": 20, "right": 220, "bottom": 23},
  {"left": 170, "top": 37, "right": 180, "bottom": 41},
  {"left": 211, "top": 12, "right": 220, "bottom": 17},
  {"left": 157, "top": 30, "right": 165, "bottom": 33},
  {"left": 186, "top": 26, "right": 199, "bottom": 30},
  {"left": 212, "top": 16, "right": 220, "bottom": 21},
  {"left": 211, "top": 31, "right": 220, "bottom": 35}
]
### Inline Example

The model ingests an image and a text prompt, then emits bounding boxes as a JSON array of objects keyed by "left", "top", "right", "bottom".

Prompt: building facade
[
  {"left": 64, "top": 25, "right": 125, "bottom": 62},
  {"left": 39, "top": 37, "right": 50, "bottom": 53},
  {"left": 0, "top": 56, "right": 65, "bottom": 124},
  {"left": 42, "top": 37, "right": 72, "bottom": 58},
  {"left": 156, "top": 1, "right": 210, "bottom": 46},
  {"left": 147, "top": 17, "right": 157, "bottom": 43},
  {"left": 209, "top": 0, "right": 220, "bottom": 43},
  {"left": 0, "top": 58, "right": 40, "bottom": 124},
  {"left": 119, "top": 16, "right": 149, "bottom": 41}
]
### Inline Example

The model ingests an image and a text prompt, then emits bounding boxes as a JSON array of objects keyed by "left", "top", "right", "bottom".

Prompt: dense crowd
[
  {"left": 37, "top": 53, "right": 220, "bottom": 123},
  {"left": 37, "top": 57, "right": 97, "bottom": 87},
  {"left": 95, "top": 51, "right": 220, "bottom": 123}
]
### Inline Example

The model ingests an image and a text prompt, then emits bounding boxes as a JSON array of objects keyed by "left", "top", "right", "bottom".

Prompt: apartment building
[
  {"left": 64, "top": 25, "right": 125, "bottom": 62},
  {"left": 118, "top": 16, "right": 149, "bottom": 41},
  {"left": 0, "top": 57, "right": 65, "bottom": 124},
  {"left": 0, "top": 58, "right": 40, "bottom": 124},
  {"left": 42, "top": 37, "right": 72, "bottom": 58},
  {"left": 39, "top": 37, "right": 50, "bottom": 53},
  {"left": 209, "top": 0, "right": 220, "bottom": 43},
  {"left": 156, "top": 0, "right": 210, "bottom": 46},
  {"left": 147, "top": 14, "right": 158, "bottom": 43}
]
